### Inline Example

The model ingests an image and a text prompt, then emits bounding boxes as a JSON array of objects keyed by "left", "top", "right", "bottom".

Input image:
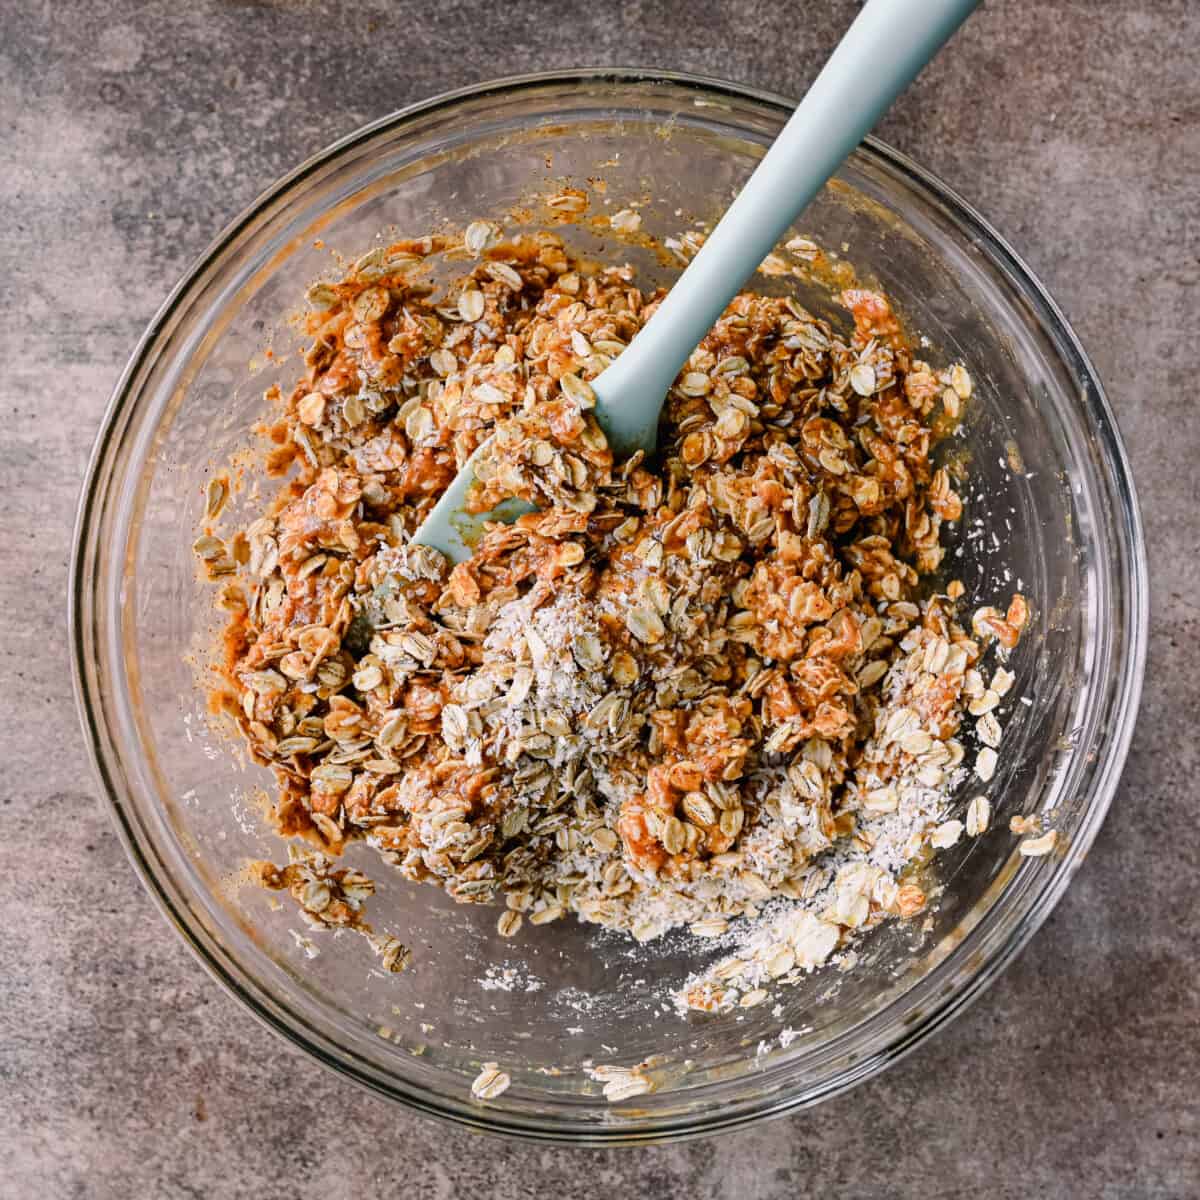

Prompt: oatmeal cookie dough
[{"left": 204, "top": 225, "right": 1025, "bottom": 987}]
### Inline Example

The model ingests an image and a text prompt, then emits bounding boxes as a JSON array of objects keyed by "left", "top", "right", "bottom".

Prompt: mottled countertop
[{"left": 2, "top": 1, "right": 1197, "bottom": 1195}]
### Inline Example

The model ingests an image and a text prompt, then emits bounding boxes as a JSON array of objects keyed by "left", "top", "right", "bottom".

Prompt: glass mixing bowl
[{"left": 71, "top": 70, "right": 1147, "bottom": 1143}]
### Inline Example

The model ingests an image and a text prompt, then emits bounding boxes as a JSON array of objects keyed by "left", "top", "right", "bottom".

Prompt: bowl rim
[{"left": 70, "top": 66, "right": 1149, "bottom": 1144}]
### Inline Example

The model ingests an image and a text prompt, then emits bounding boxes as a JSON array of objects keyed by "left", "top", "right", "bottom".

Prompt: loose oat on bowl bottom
[{"left": 201, "top": 221, "right": 1036, "bottom": 1054}]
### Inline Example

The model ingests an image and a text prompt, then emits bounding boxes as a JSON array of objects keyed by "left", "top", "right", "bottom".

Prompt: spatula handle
[{"left": 593, "top": 0, "right": 980, "bottom": 452}]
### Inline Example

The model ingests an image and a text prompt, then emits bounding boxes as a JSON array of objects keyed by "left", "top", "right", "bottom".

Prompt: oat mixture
[{"left": 201, "top": 220, "right": 1031, "bottom": 1011}]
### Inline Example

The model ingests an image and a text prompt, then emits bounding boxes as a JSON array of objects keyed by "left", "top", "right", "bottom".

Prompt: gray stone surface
[{"left": 1, "top": 0, "right": 1197, "bottom": 1195}]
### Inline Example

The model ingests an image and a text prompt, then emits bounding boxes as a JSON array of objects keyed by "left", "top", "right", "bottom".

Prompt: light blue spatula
[{"left": 415, "top": 0, "right": 980, "bottom": 562}]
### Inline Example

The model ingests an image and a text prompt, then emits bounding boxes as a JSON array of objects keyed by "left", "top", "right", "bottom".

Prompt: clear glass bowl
[{"left": 71, "top": 70, "right": 1147, "bottom": 1143}]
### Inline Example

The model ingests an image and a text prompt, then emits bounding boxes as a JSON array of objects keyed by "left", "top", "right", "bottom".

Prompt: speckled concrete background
[{"left": 2, "top": 0, "right": 1197, "bottom": 1195}]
